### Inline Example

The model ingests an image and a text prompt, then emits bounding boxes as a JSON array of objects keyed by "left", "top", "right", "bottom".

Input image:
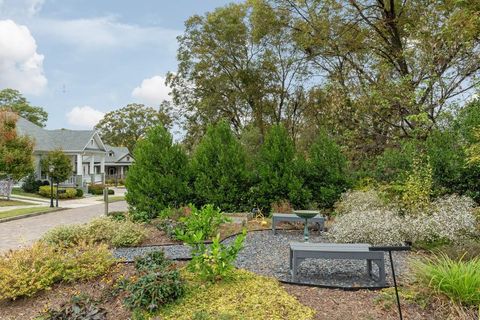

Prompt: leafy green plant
[
  {"left": 42, "top": 217, "right": 147, "bottom": 248},
  {"left": 40, "top": 294, "right": 107, "bottom": 320},
  {"left": 38, "top": 186, "right": 78, "bottom": 199},
  {"left": 120, "top": 251, "right": 185, "bottom": 312},
  {"left": 189, "top": 229, "right": 246, "bottom": 282},
  {"left": 88, "top": 184, "right": 114, "bottom": 195},
  {"left": 413, "top": 254, "right": 480, "bottom": 306},
  {"left": 0, "top": 242, "right": 114, "bottom": 300},
  {"left": 400, "top": 155, "right": 433, "bottom": 214},
  {"left": 174, "top": 204, "right": 229, "bottom": 244}
]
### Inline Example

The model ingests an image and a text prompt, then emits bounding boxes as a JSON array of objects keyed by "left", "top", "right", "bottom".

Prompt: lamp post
[{"left": 49, "top": 165, "right": 54, "bottom": 208}]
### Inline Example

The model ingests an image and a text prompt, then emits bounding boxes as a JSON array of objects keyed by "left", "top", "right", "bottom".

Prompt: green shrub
[
  {"left": 42, "top": 217, "right": 147, "bottom": 248},
  {"left": 0, "top": 242, "right": 114, "bottom": 300},
  {"left": 38, "top": 185, "right": 77, "bottom": 199},
  {"left": 432, "top": 240, "right": 480, "bottom": 262},
  {"left": 413, "top": 254, "right": 480, "bottom": 306},
  {"left": 253, "top": 124, "right": 310, "bottom": 212},
  {"left": 189, "top": 229, "right": 246, "bottom": 282},
  {"left": 304, "top": 130, "right": 350, "bottom": 208},
  {"left": 174, "top": 204, "right": 229, "bottom": 244},
  {"left": 41, "top": 294, "right": 107, "bottom": 320},
  {"left": 126, "top": 125, "right": 190, "bottom": 222},
  {"left": 107, "top": 210, "right": 127, "bottom": 221},
  {"left": 190, "top": 121, "right": 250, "bottom": 211},
  {"left": 21, "top": 173, "right": 45, "bottom": 193},
  {"left": 75, "top": 188, "right": 84, "bottom": 197},
  {"left": 121, "top": 251, "right": 185, "bottom": 312},
  {"left": 88, "top": 184, "right": 114, "bottom": 195},
  {"left": 400, "top": 155, "right": 433, "bottom": 214}
]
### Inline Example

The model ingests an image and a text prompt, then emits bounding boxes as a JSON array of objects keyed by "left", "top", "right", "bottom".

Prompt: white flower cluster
[{"left": 329, "top": 191, "right": 478, "bottom": 245}]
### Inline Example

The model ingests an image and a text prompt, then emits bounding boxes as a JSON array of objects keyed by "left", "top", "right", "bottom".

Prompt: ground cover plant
[
  {"left": 42, "top": 217, "right": 147, "bottom": 248},
  {"left": 0, "top": 242, "right": 115, "bottom": 300},
  {"left": 39, "top": 294, "right": 107, "bottom": 320}
]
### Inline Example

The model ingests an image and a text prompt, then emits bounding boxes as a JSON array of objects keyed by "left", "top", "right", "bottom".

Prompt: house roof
[
  {"left": 102, "top": 145, "right": 133, "bottom": 164},
  {"left": 16, "top": 117, "right": 106, "bottom": 152}
]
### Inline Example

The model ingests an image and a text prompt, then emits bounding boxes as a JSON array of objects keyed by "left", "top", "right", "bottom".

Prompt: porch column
[
  {"left": 89, "top": 156, "right": 94, "bottom": 174},
  {"left": 76, "top": 154, "right": 82, "bottom": 175},
  {"left": 120, "top": 166, "right": 124, "bottom": 178},
  {"left": 100, "top": 155, "right": 105, "bottom": 184}
]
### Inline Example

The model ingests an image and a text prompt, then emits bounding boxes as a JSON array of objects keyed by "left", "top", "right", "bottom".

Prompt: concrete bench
[
  {"left": 289, "top": 242, "right": 386, "bottom": 285},
  {"left": 272, "top": 213, "right": 325, "bottom": 234}
]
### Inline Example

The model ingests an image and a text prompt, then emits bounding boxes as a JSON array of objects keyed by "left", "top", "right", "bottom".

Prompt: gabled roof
[
  {"left": 16, "top": 117, "right": 106, "bottom": 152},
  {"left": 103, "top": 145, "right": 133, "bottom": 164}
]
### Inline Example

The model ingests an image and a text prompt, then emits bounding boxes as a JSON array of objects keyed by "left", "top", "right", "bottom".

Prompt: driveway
[{"left": 0, "top": 201, "right": 128, "bottom": 253}]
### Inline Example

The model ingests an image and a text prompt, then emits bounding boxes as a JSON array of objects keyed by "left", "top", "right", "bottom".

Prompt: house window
[
  {"left": 109, "top": 152, "right": 113, "bottom": 157},
  {"left": 126, "top": 156, "right": 130, "bottom": 161},
  {"left": 91, "top": 139, "right": 94, "bottom": 146}
]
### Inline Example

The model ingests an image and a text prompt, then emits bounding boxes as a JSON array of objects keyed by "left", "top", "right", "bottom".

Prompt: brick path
[{"left": 0, "top": 201, "right": 128, "bottom": 253}]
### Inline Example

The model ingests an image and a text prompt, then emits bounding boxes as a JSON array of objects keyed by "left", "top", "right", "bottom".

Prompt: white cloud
[
  {"left": 66, "top": 106, "right": 105, "bottom": 129},
  {"left": 131, "top": 75, "right": 171, "bottom": 105},
  {"left": 30, "top": 16, "right": 179, "bottom": 52},
  {"left": 0, "top": 19, "right": 47, "bottom": 94}
]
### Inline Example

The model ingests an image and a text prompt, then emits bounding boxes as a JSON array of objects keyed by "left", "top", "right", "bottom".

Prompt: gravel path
[{"left": 113, "top": 229, "right": 411, "bottom": 289}]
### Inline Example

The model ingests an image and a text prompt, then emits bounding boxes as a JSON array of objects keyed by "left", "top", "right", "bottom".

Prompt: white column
[
  {"left": 76, "top": 154, "right": 82, "bottom": 175},
  {"left": 100, "top": 155, "right": 105, "bottom": 174},
  {"left": 120, "top": 166, "right": 124, "bottom": 177},
  {"left": 89, "top": 156, "right": 94, "bottom": 174}
]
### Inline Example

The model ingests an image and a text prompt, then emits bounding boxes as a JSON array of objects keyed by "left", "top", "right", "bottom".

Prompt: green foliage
[
  {"left": 75, "top": 188, "right": 84, "bottom": 197},
  {"left": 121, "top": 251, "right": 185, "bottom": 312},
  {"left": 0, "top": 242, "right": 114, "bottom": 300},
  {"left": 253, "top": 124, "right": 310, "bottom": 212},
  {"left": 190, "top": 121, "right": 250, "bottom": 211},
  {"left": 0, "top": 88, "right": 48, "bottom": 127},
  {"left": 88, "top": 184, "right": 114, "bottom": 195},
  {"left": 413, "top": 254, "right": 480, "bottom": 306},
  {"left": 40, "top": 294, "right": 107, "bottom": 320},
  {"left": 189, "top": 229, "right": 246, "bottom": 282},
  {"left": 174, "top": 204, "right": 229, "bottom": 244},
  {"left": 94, "top": 103, "right": 172, "bottom": 153},
  {"left": 126, "top": 125, "right": 190, "bottom": 222},
  {"left": 157, "top": 269, "right": 315, "bottom": 320},
  {"left": 374, "top": 141, "right": 416, "bottom": 183},
  {"left": 305, "top": 130, "right": 349, "bottom": 208},
  {"left": 432, "top": 240, "right": 480, "bottom": 262},
  {"left": 107, "top": 210, "right": 127, "bottom": 221},
  {"left": 42, "top": 217, "right": 147, "bottom": 248},
  {"left": 21, "top": 173, "right": 47, "bottom": 193},
  {"left": 40, "top": 150, "right": 73, "bottom": 184},
  {"left": 38, "top": 186, "right": 77, "bottom": 199},
  {"left": 400, "top": 156, "right": 433, "bottom": 214}
]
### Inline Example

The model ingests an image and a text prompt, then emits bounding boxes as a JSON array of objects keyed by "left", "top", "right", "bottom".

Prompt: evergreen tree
[
  {"left": 41, "top": 150, "right": 73, "bottom": 184},
  {"left": 254, "top": 124, "right": 310, "bottom": 212},
  {"left": 191, "top": 121, "right": 249, "bottom": 211},
  {"left": 305, "top": 130, "right": 349, "bottom": 208},
  {"left": 126, "top": 125, "right": 189, "bottom": 221}
]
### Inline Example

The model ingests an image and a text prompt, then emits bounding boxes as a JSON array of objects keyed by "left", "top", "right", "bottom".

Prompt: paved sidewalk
[{"left": 0, "top": 201, "right": 128, "bottom": 253}]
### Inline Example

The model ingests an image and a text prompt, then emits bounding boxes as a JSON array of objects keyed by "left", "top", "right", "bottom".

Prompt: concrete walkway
[{"left": 0, "top": 200, "right": 128, "bottom": 253}]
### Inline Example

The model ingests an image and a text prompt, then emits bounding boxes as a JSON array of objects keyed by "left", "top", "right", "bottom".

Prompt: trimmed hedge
[
  {"left": 88, "top": 184, "right": 114, "bottom": 195},
  {"left": 38, "top": 186, "right": 78, "bottom": 199}
]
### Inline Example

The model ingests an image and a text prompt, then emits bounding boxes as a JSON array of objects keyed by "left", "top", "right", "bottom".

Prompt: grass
[
  {"left": 413, "top": 254, "right": 480, "bottom": 306},
  {"left": 156, "top": 269, "right": 315, "bottom": 320},
  {"left": 0, "top": 206, "right": 57, "bottom": 220},
  {"left": 0, "top": 199, "right": 34, "bottom": 207},
  {"left": 96, "top": 195, "right": 125, "bottom": 203},
  {"left": 11, "top": 188, "right": 44, "bottom": 199}
]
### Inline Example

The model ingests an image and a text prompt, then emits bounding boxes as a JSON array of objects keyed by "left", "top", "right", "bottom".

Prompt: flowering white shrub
[
  {"left": 333, "top": 190, "right": 388, "bottom": 215},
  {"left": 329, "top": 209, "right": 405, "bottom": 245},
  {"left": 329, "top": 191, "right": 478, "bottom": 246},
  {"left": 405, "top": 195, "right": 477, "bottom": 243}
]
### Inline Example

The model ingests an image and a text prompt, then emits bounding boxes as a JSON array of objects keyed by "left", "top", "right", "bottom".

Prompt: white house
[{"left": 16, "top": 117, "right": 133, "bottom": 189}]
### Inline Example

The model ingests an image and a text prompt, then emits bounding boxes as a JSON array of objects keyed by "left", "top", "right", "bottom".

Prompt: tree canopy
[
  {"left": 0, "top": 89, "right": 48, "bottom": 127},
  {"left": 40, "top": 150, "right": 73, "bottom": 183},
  {"left": 94, "top": 103, "right": 172, "bottom": 153}
]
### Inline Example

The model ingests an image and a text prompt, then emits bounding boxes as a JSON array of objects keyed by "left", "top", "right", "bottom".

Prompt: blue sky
[{"left": 0, "top": 0, "right": 233, "bottom": 130}]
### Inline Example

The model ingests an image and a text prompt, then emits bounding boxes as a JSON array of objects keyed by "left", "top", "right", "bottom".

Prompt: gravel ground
[{"left": 113, "top": 229, "right": 411, "bottom": 289}]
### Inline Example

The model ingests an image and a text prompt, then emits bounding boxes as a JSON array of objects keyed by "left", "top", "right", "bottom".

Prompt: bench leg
[
  {"left": 367, "top": 259, "right": 373, "bottom": 277},
  {"left": 369, "top": 259, "right": 386, "bottom": 286}
]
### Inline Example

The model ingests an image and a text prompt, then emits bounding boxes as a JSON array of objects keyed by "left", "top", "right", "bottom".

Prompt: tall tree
[
  {"left": 0, "top": 89, "right": 48, "bottom": 127},
  {"left": 275, "top": 0, "right": 480, "bottom": 158},
  {"left": 0, "top": 111, "right": 34, "bottom": 181},
  {"left": 94, "top": 103, "right": 172, "bottom": 152},
  {"left": 167, "top": 1, "right": 310, "bottom": 148},
  {"left": 40, "top": 150, "right": 73, "bottom": 184},
  {"left": 190, "top": 121, "right": 250, "bottom": 211}
]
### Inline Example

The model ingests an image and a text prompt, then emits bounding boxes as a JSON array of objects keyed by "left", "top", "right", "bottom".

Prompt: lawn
[
  {"left": 11, "top": 188, "right": 44, "bottom": 199},
  {"left": 0, "top": 199, "right": 34, "bottom": 207},
  {"left": 0, "top": 206, "right": 57, "bottom": 220},
  {"left": 97, "top": 195, "right": 125, "bottom": 203}
]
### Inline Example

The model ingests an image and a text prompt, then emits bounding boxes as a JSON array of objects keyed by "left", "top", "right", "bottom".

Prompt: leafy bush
[
  {"left": 413, "top": 254, "right": 480, "bottom": 306},
  {"left": 190, "top": 121, "right": 250, "bottom": 211},
  {"left": 253, "top": 124, "right": 310, "bottom": 212},
  {"left": 121, "top": 251, "right": 185, "bottom": 312},
  {"left": 88, "top": 184, "right": 114, "bottom": 195},
  {"left": 126, "top": 125, "right": 190, "bottom": 222},
  {"left": 42, "top": 217, "right": 147, "bottom": 248},
  {"left": 0, "top": 242, "right": 114, "bottom": 300},
  {"left": 174, "top": 204, "right": 229, "bottom": 244},
  {"left": 107, "top": 210, "right": 127, "bottom": 221},
  {"left": 75, "top": 188, "right": 84, "bottom": 197},
  {"left": 304, "top": 130, "right": 350, "bottom": 209},
  {"left": 333, "top": 189, "right": 387, "bottom": 216},
  {"left": 189, "top": 229, "right": 246, "bottom": 282},
  {"left": 21, "top": 173, "right": 46, "bottom": 193},
  {"left": 400, "top": 155, "right": 433, "bottom": 214},
  {"left": 38, "top": 186, "right": 78, "bottom": 199},
  {"left": 40, "top": 294, "right": 107, "bottom": 320}
]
